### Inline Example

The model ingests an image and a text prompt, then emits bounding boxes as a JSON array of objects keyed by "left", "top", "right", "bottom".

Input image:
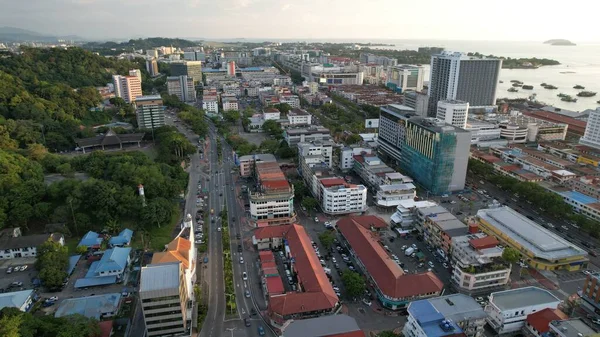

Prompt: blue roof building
[
  {"left": 67, "top": 255, "right": 81, "bottom": 275},
  {"left": 87, "top": 247, "right": 131, "bottom": 280},
  {"left": 108, "top": 228, "right": 133, "bottom": 247},
  {"left": 78, "top": 231, "right": 102, "bottom": 248},
  {"left": 403, "top": 300, "right": 464, "bottom": 337},
  {"left": 55, "top": 293, "right": 121, "bottom": 319},
  {"left": 0, "top": 290, "right": 36, "bottom": 312}
]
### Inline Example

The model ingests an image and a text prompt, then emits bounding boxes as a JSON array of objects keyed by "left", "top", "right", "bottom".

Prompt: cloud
[{"left": 281, "top": 3, "right": 291, "bottom": 11}]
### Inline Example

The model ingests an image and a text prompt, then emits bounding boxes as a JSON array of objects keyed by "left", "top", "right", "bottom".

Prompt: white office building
[
  {"left": 375, "top": 184, "right": 417, "bottom": 208},
  {"left": 579, "top": 107, "right": 600, "bottom": 150},
  {"left": 436, "top": 100, "right": 469, "bottom": 129},
  {"left": 403, "top": 91, "right": 429, "bottom": 117},
  {"left": 167, "top": 75, "right": 196, "bottom": 102},
  {"left": 386, "top": 65, "right": 425, "bottom": 93},
  {"left": 223, "top": 97, "right": 239, "bottom": 111},
  {"left": 319, "top": 178, "right": 367, "bottom": 215},
  {"left": 135, "top": 96, "right": 165, "bottom": 130},
  {"left": 298, "top": 141, "right": 333, "bottom": 169},
  {"left": 428, "top": 51, "right": 502, "bottom": 116},
  {"left": 284, "top": 126, "right": 332, "bottom": 146},
  {"left": 485, "top": 287, "right": 561, "bottom": 335},
  {"left": 465, "top": 120, "right": 502, "bottom": 144},
  {"left": 378, "top": 104, "right": 414, "bottom": 164},
  {"left": 140, "top": 262, "right": 191, "bottom": 337},
  {"left": 287, "top": 108, "right": 312, "bottom": 126},
  {"left": 202, "top": 96, "right": 219, "bottom": 114},
  {"left": 390, "top": 200, "right": 438, "bottom": 229},
  {"left": 451, "top": 233, "right": 511, "bottom": 294},
  {"left": 339, "top": 146, "right": 373, "bottom": 171}
]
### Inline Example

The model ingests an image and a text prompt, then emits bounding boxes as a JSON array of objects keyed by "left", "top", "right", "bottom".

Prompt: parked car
[
  {"left": 362, "top": 298, "right": 372, "bottom": 306},
  {"left": 258, "top": 326, "right": 265, "bottom": 336},
  {"left": 314, "top": 217, "right": 319, "bottom": 222},
  {"left": 244, "top": 318, "right": 251, "bottom": 327},
  {"left": 6, "top": 266, "right": 12, "bottom": 274}
]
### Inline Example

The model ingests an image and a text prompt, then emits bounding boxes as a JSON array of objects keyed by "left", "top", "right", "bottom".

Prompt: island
[
  {"left": 467, "top": 52, "right": 560, "bottom": 69},
  {"left": 543, "top": 39, "right": 576, "bottom": 46}
]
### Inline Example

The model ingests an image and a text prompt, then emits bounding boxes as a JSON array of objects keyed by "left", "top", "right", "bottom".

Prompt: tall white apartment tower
[
  {"left": 436, "top": 100, "right": 470, "bottom": 129},
  {"left": 580, "top": 107, "right": 600, "bottom": 150},
  {"left": 112, "top": 75, "right": 143, "bottom": 103},
  {"left": 427, "top": 51, "right": 501, "bottom": 116}
]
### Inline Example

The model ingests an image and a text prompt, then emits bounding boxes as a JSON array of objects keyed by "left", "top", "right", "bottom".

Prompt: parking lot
[{"left": 0, "top": 257, "right": 37, "bottom": 292}]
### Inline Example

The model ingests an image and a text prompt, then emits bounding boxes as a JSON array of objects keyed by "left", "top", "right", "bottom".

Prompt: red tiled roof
[
  {"left": 469, "top": 236, "right": 499, "bottom": 250},
  {"left": 320, "top": 178, "right": 346, "bottom": 187},
  {"left": 268, "top": 224, "right": 338, "bottom": 316},
  {"left": 98, "top": 320, "right": 114, "bottom": 337},
  {"left": 337, "top": 220, "right": 443, "bottom": 299},
  {"left": 523, "top": 111, "right": 586, "bottom": 135},
  {"left": 265, "top": 107, "right": 280, "bottom": 113},
  {"left": 328, "top": 331, "right": 367, "bottom": 337},
  {"left": 353, "top": 155, "right": 365, "bottom": 163},
  {"left": 255, "top": 225, "right": 292, "bottom": 240},
  {"left": 265, "top": 276, "right": 285, "bottom": 295},
  {"left": 262, "top": 179, "right": 291, "bottom": 192},
  {"left": 337, "top": 215, "right": 388, "bottom": 230},
  {"left": 526, "top": 308, "right": 567, "bottom": 333},
  {"left": 259, "top": 250, "right": 275, "bottom": 263},
  {"left": 261, "top": 261, "right": 277, "bottom": 270}
]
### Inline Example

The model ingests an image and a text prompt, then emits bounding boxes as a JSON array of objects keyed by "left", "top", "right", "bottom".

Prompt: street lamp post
[{"left": 226, "top": 328, "right": 236, "bottom": 337}]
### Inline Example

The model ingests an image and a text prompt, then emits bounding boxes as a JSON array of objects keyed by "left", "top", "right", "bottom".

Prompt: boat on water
[
  {"left": 574, "top": 85, "right": 585, "bottom": 89},
  {"left": 561, "top": 95, "right": 577, "bottom": 102},
  {"left": 499, "top": 81, "right": 504, "bottom": 83},
  {"left": 508, "top": 87, "right": 519, "bottom": 92},
  {"left": 510, "top": 80, "right": 523, "bottom": 84},
  {"left": 597, "top": 100, "right": 600, "bottom": 104},
  {"left": 512, "top": 83, "right": 522, "bottom": 87},
  {"left": 544, "top": 84, "right": 558, "bottom": 89},
  {"left": 522, "top": 85, "right": 534, "bottom": 90},
  {"left": 557, "top": 93, "right": 569, "bottom": 98},
  {"left": 541, "top": 83, "right": 547, "bottom": 87},
  {"left": 577, "top": 91, "right": 597, "bottom": 97}
]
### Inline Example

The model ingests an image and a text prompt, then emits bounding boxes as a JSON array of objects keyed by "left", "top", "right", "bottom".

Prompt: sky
[{"left": 2, "top": 0, "right": 599, "bottom": 42}]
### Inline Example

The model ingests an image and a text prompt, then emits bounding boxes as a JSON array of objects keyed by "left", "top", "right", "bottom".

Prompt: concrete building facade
[{"left": 135, "top": 96, "right": 165, "bottom": 130}]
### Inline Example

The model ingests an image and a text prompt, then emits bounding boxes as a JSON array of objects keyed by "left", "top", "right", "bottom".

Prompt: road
[{"left": 171, "top": 114, "right": 272, "bottom": 337}]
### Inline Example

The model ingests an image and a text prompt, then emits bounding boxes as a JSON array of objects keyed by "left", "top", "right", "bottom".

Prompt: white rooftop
[
  {"left": 477, "top": 206, "right": 587, "bottom": 260},
  {"left": 490, "top": 286, "right": 560, "bottom": 311}
]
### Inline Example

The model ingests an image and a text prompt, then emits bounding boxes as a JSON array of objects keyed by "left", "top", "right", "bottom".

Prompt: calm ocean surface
[
  {"left": 232, "top": 38, "right": 600, "bottom": 112},
  {"left": 372, "top": 39, "right": 600, "bottom": 112}
]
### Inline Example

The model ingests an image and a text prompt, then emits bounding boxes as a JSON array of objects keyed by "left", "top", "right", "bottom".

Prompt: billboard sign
[{"left": 365, "top": 119, "right": 379, "bottom": 129}]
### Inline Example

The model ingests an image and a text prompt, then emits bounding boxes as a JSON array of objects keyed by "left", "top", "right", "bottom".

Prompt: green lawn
[
  {"left": 130, "top": 206, "right": 181, "bottom": 251},
  {"left": 65, "top": 237, "right": 80, "bottom": 254}
]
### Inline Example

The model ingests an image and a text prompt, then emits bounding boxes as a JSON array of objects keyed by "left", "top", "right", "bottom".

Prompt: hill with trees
[
  {"left": 83, "top": 37, "right": 200, "bottom": 54},
  {"left": 0, "top": 47, "right": 151, "bottom": 151}
]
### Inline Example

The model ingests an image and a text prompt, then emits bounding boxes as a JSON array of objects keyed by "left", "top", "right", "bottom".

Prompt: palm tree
[{"left": 105, "top": 219, "right": 121, "bottom": 235}]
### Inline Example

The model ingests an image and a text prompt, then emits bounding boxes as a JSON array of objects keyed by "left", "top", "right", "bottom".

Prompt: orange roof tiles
[
  {"left": 337, "top": 219, "right": 443, "bottom": 299},
  {"left": 469, "top": 236, "right": 499, "bottom": 250},
  {"left": 255, "top": 225, "right": 293, "bottom": 240},
  {"left": 320, "top": 178, "right": 346, "bottom": 187},
  {"left": 259, "top": 250, "right": 275, "bottom": 263},
  {"left": 151, "top": 237, "right": 192, "bottom": 268},
  {"left": 266, "top": 224, "right": 338, "bottom": 316},
  {"left": 337, "top": 215, "right": 388, "bottom": 230},
  {"left": 265, "top": 276, "right": 285, "bottom": 295},
  {"left": 262, "top": 179, "right": 291, "bottom": 192},
  {"left": 328, "top": 331, "right": 366, "bottom": 337},
  {"left": 526, "top": 308, "right": 567, "bottom": 333}
]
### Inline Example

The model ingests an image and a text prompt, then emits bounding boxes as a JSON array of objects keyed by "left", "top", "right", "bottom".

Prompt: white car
[
  {"left": 332, "top": 257, "right": 337, "bottom": 263},
  {"left": 333, "top": 286, "right": 340, "bottom": 291},
  {"left": 14, "top": 266, "right": 22, "bottom": 272},
  {"left": 48, "top": 296, "right": 59, "bottom": 302},
  {"left": 362, "top": 298, "right": 372, "bottom": 306},
  {"left": 314, "top": 217, "right": 319, "bottom": 222},
  {"left": 242, "top": 272, "right": 248, "bottom": 280},
  {"left": 240, "top": 257, "right": 244, "bottom": 264},
  {"left": 217, "top": 227, "right": 222, "bottom": 232}
]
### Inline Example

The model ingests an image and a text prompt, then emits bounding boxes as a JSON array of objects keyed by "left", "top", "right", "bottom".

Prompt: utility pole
[{"left": 67, "top": 197, "right": 78, "bottom": 235}]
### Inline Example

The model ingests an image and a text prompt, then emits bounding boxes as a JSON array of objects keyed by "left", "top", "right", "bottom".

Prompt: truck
[{"left": 404, "top": 247, "right": 415, "bottom": 256}]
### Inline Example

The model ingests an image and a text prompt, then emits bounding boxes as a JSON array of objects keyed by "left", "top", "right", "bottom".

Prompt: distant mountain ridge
[
  {"left": 543, "top": 39, "right": 576, "bottom": 46},
  {"left": 83, "top": 38, "right": 201, "bottom": 51},
  {"left": 0, "top": 26, "right": 84, "bottom": 42}
]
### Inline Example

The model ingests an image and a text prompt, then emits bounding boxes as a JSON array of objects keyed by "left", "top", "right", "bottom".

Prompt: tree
[
  {"left": 342, "top": 271, "right": 366, "bottom": 299},
  {"left": 502, "top": 247, "right": 520, "bottom": 264},
  {"left": 377, "top": 332, "right": 400, "bottom": 337},
  {"left": 318, "top": 231, "right": 335, "bottom": 249},
  {"left": 0, "top": 312, "right": 21, "bottom": 337},
  {"left": 301, "top": 197, "right": 318, "bottom": 212},
  {"left": 36, "top": 239, "right": 69, "bottom": 290},
  {"left": 293, "top": 181, "right": 309, "bottom": 201},
  {"left": 345, "top": 134, "right": 362, "bottom": 145},
  {"left": 274, "top": 103, "right": 292, "bottom": 114},
  {"left": 76, "top": 245, "right": 88, "bottom": 255},
  {"left": 262, "top": 120, "right": 283, "bottom": 139}
]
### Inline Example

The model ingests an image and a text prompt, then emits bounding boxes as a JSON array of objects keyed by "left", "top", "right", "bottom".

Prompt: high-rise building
[
  {"left": 227, "top": 61, "right": 236, "bottom": 76},
  {"left": 403, "top": 91, "right": 429, "bottom": 117},
  {"left": 386, "top": 65, "right": 424, "bottom": 93},
  {"left": 167, "top": 75, "right": 196, "bottom": 102},
  {"left": 379, "top": 104, "right": 471, "bottom": 194},
  {"left": 129, "top": 69, "right": 142, "bottom": 83},
  {"left": 140, "top": 262, "right": 190, "bottom": 337},
  {"left": 146, "top": 49, "right": 158, "bottom": 58},
  {"left": 427, "top": 51, "right": 502, "bottom": 116},
  {"left": 436, "top": 100, "right": 469, "bottom": 129},
  {"left": 112, "top": 75, "right": 142, "bottom": 103},
  {"left": 580, "top": 107, "right": 600, "bottom": 150},
  {"left": 146, "top": 58, "right": 159, "bottom": 77},
  {"left": 135, "top": 95, "right": 165, "bottom": 130},
  {"left": 170, "top": 60, "right": 203, "bottom": 84}
]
